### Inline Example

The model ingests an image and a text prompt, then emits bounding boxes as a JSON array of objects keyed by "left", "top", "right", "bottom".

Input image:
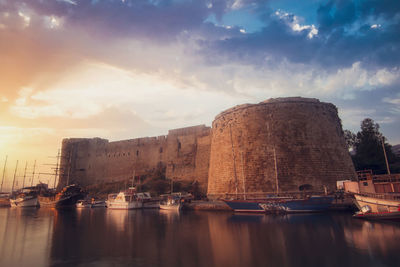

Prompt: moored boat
[
  {"left": 224, "top": 195, "right": 334, "bottom": 213},
  {"left": 38, "top": 184, "right": 83, "bottom": 208},
  {"left": 107, "top": 190, "right": 143, "bottom": 210},
  {"left": 9, "top": 184, "right": 48, "bottom": 208},
  {"left": 159, "top": 195, "right": 182, "bottom": 211},
  {"left": 353, "top": 192, "right": 400, "bottom": 220},
  {"left": 10, "top": 195, "right": 38, "bottom": 208}
]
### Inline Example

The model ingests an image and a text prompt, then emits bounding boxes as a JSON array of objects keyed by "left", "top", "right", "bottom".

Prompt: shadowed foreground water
[{"left": 0, "top": 208, "right": 399, "bottom": 267}]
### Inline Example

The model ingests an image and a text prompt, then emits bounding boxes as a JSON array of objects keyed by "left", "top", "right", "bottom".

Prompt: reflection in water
[
  {"left": 344, "top": 220, "right": 400, "bottom": 258},
  {"left": 0, "top": 208, "right": 400, "bottom": 267},
  {"left": 0, "top": 208, "right": 54, "bottom": 267}
]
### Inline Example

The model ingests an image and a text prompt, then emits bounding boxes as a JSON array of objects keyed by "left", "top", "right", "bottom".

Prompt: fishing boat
[
  {"left": 224, "top": 195, "right": 334, "bottom": 213},
  {"left": 38, "top": 184, "right": 83, "bottom": 208},
  {"left": 353, "top": 192, "right": 400, "bottom": 220},
  {"left": 159, "top": 195, "right": 182, "bottom": 211},
  {"left": 106, "top": 189, "right": 143, "bottom": 210}
]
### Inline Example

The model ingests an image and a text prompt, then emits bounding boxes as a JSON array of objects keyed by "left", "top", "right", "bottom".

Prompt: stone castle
[{"left": 58, "top": 97, "right": 356, "bottom": 197}]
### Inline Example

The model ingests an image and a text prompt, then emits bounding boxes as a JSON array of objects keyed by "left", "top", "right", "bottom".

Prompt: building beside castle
[{"left": 58, "top": 97, "right": 356, "bottom": 197}]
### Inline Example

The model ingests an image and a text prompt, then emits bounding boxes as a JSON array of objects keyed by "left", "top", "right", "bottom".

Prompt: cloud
[{"left": 0, "top": 0, "right": 399, "bottom": 148}]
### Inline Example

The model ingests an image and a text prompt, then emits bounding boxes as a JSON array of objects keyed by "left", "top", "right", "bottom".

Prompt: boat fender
[{"left": 360, "top": 205, "right": 371, "bottom": 214}]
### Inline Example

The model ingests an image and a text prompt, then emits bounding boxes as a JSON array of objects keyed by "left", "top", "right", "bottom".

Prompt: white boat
[
  {"left": 107, "top": 191, "right": 143, "bottom": 210},
  {"left": 10, "top": 187, "right": 40, "bottom": 208},
  {"left": 10, "top": 195, "right": 38, "bottom": 207},
  {"left": 159, "top": 196, "right": 182, "bottom": 211}
]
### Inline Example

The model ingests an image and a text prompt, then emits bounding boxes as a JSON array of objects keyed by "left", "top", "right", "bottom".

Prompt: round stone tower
[{"left": 207, "top": 97, "right": 356, "bottom": 198}]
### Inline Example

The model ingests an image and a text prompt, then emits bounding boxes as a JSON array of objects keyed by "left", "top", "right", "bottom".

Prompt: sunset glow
[{"left": 1, "top": 0, "right": 400, "bottom": 190}]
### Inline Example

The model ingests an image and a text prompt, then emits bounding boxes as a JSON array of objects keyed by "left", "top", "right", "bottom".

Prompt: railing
[{"left": 356, "top": 170, "right": 400, "bottom": 183}]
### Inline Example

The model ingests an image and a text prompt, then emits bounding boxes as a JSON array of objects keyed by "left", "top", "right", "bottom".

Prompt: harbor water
[{"left": 0, "top": 208, "right": 399, "bottom": 267}]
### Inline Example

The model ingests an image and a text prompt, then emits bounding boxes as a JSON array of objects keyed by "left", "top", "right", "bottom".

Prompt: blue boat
[{"left": 224, "top": 196, "right": 334, "bottom": 213}]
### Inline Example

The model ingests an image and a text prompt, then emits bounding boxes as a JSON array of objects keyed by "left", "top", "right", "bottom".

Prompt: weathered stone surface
[
  {"left": 207, "top": 97, "right": 356, "bottom": 198},
  {"left": 58, "top": 125, "right": 211, "bottom": 193},
  {"left": 59, "top": 97, "right": 356, "bottom": 198}
]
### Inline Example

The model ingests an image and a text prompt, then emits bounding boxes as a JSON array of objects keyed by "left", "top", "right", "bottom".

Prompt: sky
[{"left": 0, "top": 0, "right": 400, "bottom": 190}]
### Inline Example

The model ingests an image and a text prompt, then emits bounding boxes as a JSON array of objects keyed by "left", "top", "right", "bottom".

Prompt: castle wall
[
  {"left": 58, "top": 125, "right": 211, "bottom": 192},
  {"left": 207, "top": 97, "right": 356, "bottom": 198},
  {"left": 59, "top": 97, "right": 356, "bottom": 198}
]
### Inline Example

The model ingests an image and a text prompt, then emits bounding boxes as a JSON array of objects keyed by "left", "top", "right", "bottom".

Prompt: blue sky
[{"left": 0, "top": 0, "right": 399, "bottom": 184}]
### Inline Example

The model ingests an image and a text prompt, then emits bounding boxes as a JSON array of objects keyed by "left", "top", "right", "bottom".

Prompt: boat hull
[
  {"left": 354, "top": 194, "right": 400, "bottom": 213},
  {"left": 159, "top": 203, "right": 181, "bottom": 211},
  {"left": 107, "top": 201, "right": 142, "bottom": 210},
  {"left": 353, "top": 211, "right": 400, "bottom": 220},
  {"left": 10, "top": 196, "right": 38, "bottom": 207},
  {"left": 38, "top": 194, "right": 82, "bottom": 208},
  {"left": 224, "top": 196, "right": 333, "bottom": 213},
  {"left": 267, "top": 196, "right": 334, "bottom": 213},
  {"left": 223, "top": 200, "right": 265, "bottom": 213}
]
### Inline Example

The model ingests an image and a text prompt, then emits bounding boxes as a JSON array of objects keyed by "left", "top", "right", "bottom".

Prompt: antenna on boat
[
  {"left": 11, "top": 160, "right": 19, "bottom": 193},
  {"left": 22, "top": 161, "right": 28, "bottom": 189},
  {"left": 0, "top": 155, "right": 7, "bottom": 192}
]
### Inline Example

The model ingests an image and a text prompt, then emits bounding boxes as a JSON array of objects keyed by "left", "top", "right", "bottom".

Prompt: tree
[
  {"left": 343, "top": 129, "right": 357, "bottom": 151},
  {"left": 352, "top": 118, "right": 398, "bottom": 174}
]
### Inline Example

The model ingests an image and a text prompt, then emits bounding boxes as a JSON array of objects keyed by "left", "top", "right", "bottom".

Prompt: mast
[
  {"left": 66, "top": 150, "right": 72, "bottom": 186},
  {"left": 241, "top": 151, "right": 246, "bottom": 200},
  {"left": 273, "top": 147, "right": 279, "bottom": 194},
  {"left": 0, "top": 155, "right": 7, "bottom": 192},
  {"left": 131, "top": 170, "right": 135, "bottom": 188},
  {"left": 229, "top": 124, "right": 238, "bottom": 198},
  {"left": 54, "top": 149, "right": 60, "bottom": 189},
  {"left": 381, "top": 137, "right": 391, "bottom": 175},
  {"left": 22, "top": 161, "right": 28, "bottom": 189},
  {"left": 31, "top": 160, "right": 36, "bottom": 187},
  {"left": 11, "top": 160, "right": 19, "bottom": 193}
]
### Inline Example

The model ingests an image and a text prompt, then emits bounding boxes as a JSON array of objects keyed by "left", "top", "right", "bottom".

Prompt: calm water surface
[{"left": 0, "top": 208, "right": 399, "bottom": 267}]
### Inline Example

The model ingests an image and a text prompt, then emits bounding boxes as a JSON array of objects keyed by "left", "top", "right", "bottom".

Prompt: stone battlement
[{"left": 59, "top": 97, "right": 355, "bottom": 196}]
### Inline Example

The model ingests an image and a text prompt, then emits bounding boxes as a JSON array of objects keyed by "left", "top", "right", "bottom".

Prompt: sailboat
[
  {"left": 223, "top": 147, "right": 333, "bottom": 213},
  {"left": 0, "top": 156, "right": 10, "bottom": 207}
]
